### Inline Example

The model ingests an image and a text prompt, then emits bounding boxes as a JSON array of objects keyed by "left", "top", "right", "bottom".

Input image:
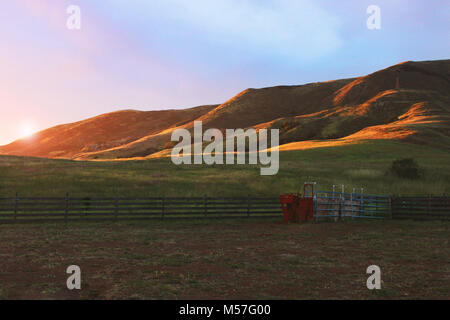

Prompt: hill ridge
[{"left": 1, "top": 59, "right": 449, "bottom": 159}]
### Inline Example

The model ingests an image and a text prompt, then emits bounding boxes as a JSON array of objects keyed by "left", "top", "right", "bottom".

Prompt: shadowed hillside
[{"left": 1, "top": 59, "right": 449, "bottom": 160}]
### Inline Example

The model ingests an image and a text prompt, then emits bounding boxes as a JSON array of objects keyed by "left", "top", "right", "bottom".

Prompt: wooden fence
[
  {"left": 391, "top": 196, "right": 450, "bottom": 220},
  {"left": 1, "top": 194, "right": 448, "bottom": 224},
  {"left": 0, "top": 195, "right": 282, "bottom": 224}
]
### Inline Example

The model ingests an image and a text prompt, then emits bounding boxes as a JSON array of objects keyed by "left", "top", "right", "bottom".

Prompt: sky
[{"left": 0, "top": 0, "right": 449, "bottom": 145}]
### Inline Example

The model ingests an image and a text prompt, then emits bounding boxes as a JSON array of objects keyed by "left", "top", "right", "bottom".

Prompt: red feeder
[
  {"left": 280, "top": 193, "right": 300, "bottom": 223},
  {"left": 280, "top": 183, "right": 315, "bottom": 223}
]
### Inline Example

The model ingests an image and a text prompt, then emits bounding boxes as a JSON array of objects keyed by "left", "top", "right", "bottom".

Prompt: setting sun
[{"left": 18, "top": 122, "right": 36, "bottom": 139}]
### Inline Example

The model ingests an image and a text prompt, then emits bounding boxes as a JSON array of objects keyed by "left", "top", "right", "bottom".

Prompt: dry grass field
[{"left": 0, "top": 219, "right": 448, "bottom": 300}]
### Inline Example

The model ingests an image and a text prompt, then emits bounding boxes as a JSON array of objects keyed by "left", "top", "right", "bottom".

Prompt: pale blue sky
[{"left": 0, "top": 0, "right": 449, "bottom": 144}]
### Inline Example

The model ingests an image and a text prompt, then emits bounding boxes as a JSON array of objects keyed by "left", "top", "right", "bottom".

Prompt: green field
[
  {"left": 0, "top": 219, "right": 448, "bottom": 299},
  {"left": 0, "top": 140, "right": 449, "bottom": 300},
  {"left": 0, "top": 140, "right": 449, "bottom": 197}
]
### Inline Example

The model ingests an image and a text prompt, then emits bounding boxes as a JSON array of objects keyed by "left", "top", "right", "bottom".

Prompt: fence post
[
  {"left": 14, "top": 192, "right": 18, "bottom": 222},
  {"left": 360, "top": 193, "right": 364, "bottom": 216},
  {"left": 350, "top": 192, "right": 354, "bottom": 220},
  {"left": 374, "top": 196, "right": 377, "bottom": 217},
  {"left": 204, "top": 195, "right": 207, "bottom": 217},
  {"left": 247, "top": 195, "right": 251, "bottom": 218},
  {"left": 162, "top": 196, "right": 165, "bottom": 220},
  {"left": 114, "top": 197, "right": 118, "bottom": 221},
  {"left": 389, "top": 197, "right": 393, "bottom": 219},
  {"left": 409, "top": 197, "right": 412, "bottom": 217},
  {"left": 313, "top": 190, "right": 317, "bottom": 223},
  {"left": 65, "top": 192, "right": 69, "bottom": 224}
]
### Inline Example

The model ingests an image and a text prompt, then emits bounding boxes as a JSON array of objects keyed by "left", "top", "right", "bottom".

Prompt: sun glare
[{"left": 19, "top": 122, "right": 36, "bottom": 139}]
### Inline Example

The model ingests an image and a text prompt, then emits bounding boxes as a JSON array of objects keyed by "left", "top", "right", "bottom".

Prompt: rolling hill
[
  {"left": 0, "top": 105, "right": 216, "bottom": 159},
  {"left": 1, "top": 59, "right": 449, "bottom": 160}
]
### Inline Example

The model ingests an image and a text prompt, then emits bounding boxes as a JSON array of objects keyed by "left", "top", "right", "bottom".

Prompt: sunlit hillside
[{"left": 0, "top": 59, "right": 449, "bottom": 160}]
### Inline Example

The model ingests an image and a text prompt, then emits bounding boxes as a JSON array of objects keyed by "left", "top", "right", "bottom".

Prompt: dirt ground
[{"left": 0, "top": 219, "right": 448, "bottom": 300}]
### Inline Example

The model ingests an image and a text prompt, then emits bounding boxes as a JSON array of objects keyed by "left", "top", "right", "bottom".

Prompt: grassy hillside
[
  {"left": 1, "top": 59, "right": 449, "bottom": 161},
  {"left": 0, "top": 140, "right": 448, "bottom": 197},
  {"left": 0, "top": 105, "right": 216, "bottom": 159},
  {"left": 74, "top": 59, "right": 450, "bottom": 160}
]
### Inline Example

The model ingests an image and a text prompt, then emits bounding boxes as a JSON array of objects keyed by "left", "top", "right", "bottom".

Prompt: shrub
[{"left": 388, "top": 158, "right": 421, "bottom": 179}]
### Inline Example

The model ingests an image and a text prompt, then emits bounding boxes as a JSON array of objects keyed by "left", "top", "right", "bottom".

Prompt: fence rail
[
  {"left": 1, "top": 193, "right": 448, "bottom": 224},
  {"left": 391, "top": 196, "right": 450, "bottom": 220},
  {"left": 0, "top": 195, "right": 282, "bottom": 224}
]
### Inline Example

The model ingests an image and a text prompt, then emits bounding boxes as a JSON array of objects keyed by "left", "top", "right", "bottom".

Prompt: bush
[{"left": 388, "top": 158, "right": 421, "bottom": 179}]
